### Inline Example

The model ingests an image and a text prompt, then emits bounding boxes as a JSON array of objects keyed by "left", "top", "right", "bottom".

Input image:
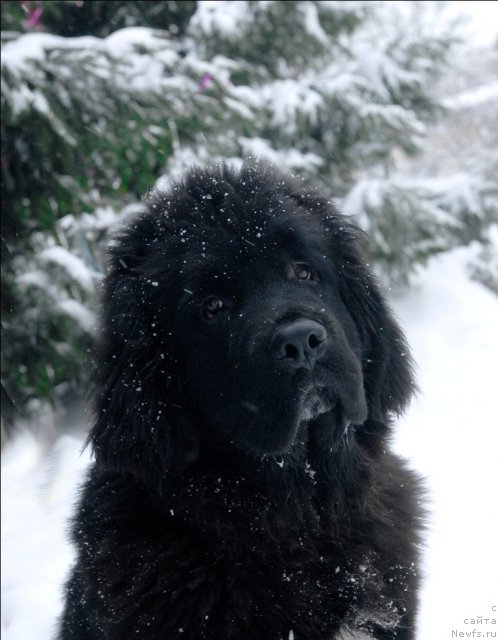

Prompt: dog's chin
[
  {"left": 237, "top": 386, "right": 335, "bottom": 456},
  {"left": 241, "top": 415, "right": 301, "bottom": 456}
]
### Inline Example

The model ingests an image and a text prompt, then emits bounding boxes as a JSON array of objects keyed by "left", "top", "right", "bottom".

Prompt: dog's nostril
[
  {"left": 308, "top": 333, "right": 322, "bottom": 349},
  {"left": 284, "top": 343, "right": 299, "bottom": 359}
]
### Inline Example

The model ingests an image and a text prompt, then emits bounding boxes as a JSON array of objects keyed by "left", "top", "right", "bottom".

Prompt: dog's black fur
[{"left": 60, "top": 163, "right": 423, "bottom": 639}]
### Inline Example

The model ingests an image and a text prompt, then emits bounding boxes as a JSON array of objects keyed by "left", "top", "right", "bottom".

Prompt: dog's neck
[{"left": 153, "top": 416, "right": 375, "bottom": 545}]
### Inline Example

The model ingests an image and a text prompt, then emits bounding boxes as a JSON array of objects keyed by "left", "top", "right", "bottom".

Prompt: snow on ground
[
  {"left": 1, "top": 432, "right": 91, "bottom": 640},
  {"left": 2, "top": 246, "right": 498, "bottom": 639},
  {"left": 392, "top": 246, "right": 498, "bottom": 639}
]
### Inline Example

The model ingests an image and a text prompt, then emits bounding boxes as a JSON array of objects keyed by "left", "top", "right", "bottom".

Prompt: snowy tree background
[
  {"left": 1, "top": 2, "right": 498, "bottom": 639},
  {"left": 2, "top": 0, "right": 497, "bottom": 426}
]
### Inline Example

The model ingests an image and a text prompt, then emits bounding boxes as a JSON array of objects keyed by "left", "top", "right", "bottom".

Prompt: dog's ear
[
  {"left": 288, "top": 189, "right": 416, "bottom": 423},
  {"left": 289, "top": 190, "right": 416, "bottom": 423},
  {"left": 332, "top": 222, "right": 417, "bottom": 423},
  {"left": 88, "top": 216, "right": 200, "bottom": 494}
]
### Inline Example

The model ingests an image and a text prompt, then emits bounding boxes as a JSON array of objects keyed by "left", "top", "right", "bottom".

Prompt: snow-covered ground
[
  {"left": 392, "top": 247, "right": 498, "bottom": 638},
  {"left": 2, "top": 245, "right": 497, "bottom": 640}
]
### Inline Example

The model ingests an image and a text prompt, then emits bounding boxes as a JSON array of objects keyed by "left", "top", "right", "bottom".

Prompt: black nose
[{"left": 270, "top": 320, "right": 327, "bottom": 370}]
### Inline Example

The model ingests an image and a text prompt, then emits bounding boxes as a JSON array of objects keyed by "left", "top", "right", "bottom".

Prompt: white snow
[
  {"left": 38, "top": 246, "right": 99, "bottom": 292},
  {"left": 2, "top": 246, "right": 497, "bottom": 639},
  {"left": 444, "top": 81, "right": 498, "bottom": 110},
  {"left": 1, "top": 432, "right": 91, "bottom": 640},
  {"left": 1, "top": 32, "right": 69, "bottom": 73},
  {"left": 1, "top": 28, "right": 172, "bottom": 74},
  {"left": 2, "top": 28, "right": 192, "bottom": 118},
  {"left": 444, "top": 1, "right": 498, "bottom": 47},
  {"left": 299, "top": 2, "right": 329, "bottom": 46},
  {"left": 190, "top": 1, "right": 252, "bottom": 40},
  {"left": 239, "top": 137, "right": 324, "bottom": 172},
  {"left": 104, "top": 27, "right": 172, "bottom": 57},
  {"left": 56, "top": 299, "right": 96, "bottom": 334},
  {"left": 392, "top": 246, "right": 498, "bottom": 639},
  {"left": 261, "top": 79, "right": 325, "bottom": 134}
]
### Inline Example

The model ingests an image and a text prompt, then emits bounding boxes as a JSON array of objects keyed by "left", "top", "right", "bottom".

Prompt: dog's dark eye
[
  {"left": 201, "top": 296, "right": 225, "bottom": 319},
  {"left": 293, "top": 263, "right": 314, "bottom": 281}
]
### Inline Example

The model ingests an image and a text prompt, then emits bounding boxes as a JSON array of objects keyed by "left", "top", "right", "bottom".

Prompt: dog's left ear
[
  {"left": 333, "top": 222, "right": 417, "bottom": 423},
  {"left": 289, "top": 189, "right": 416, "bottom": 423}
]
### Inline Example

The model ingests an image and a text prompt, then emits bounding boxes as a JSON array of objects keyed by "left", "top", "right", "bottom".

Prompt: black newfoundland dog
[{"left": 61, "top": 162, "right": 423, "bottom": 640}]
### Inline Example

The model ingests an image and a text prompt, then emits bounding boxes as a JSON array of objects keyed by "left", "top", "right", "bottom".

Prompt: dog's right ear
[
  {"left": 329, "top": 220, "right": 417, "bottom": 424},
  {"left": 88, "top": 215, "right": 200, "bottom": 494}
]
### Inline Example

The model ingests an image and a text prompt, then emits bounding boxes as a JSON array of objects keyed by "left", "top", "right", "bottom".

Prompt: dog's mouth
[
  {"left": 298, "top": 384, "right": 334, "bottom": 422},
  {"left": 293, "top": 362, "right": 367, "bottom": 430},
  {"left": 234, "top": 355, "right": 367, "bottom": 455}
]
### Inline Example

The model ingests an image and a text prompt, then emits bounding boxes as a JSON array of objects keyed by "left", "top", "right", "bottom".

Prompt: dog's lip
[
  {"left": 298, "top": 383, "right": 335, "bottom": 419},
  {"left": 338, "top": 415, "right": 352, "bottom": 433}
]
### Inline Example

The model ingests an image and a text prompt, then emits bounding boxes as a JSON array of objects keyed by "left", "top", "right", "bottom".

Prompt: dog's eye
[
  {"left": 293, "top": 263, "right": 314, "bottom": 281},
  {"left": 201, "top": 296, "right": 225, "bottom": 319}
]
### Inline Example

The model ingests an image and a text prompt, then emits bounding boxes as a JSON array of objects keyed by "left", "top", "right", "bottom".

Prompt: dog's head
[{"left": 90, "top": 163, "right": 415, "bottom": 485}]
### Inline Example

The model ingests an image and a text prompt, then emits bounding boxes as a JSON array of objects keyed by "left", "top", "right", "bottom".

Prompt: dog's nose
[{"left": 270, "top": 320, "right": 327, "bottom": 370}]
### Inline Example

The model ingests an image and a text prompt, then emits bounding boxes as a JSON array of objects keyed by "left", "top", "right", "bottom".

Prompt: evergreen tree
[{"left": 2, "top": 0, "right": 496, "bottom": 423}]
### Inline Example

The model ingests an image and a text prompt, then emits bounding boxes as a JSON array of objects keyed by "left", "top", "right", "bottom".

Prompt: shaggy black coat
[{"left": 60, "top": 162, "right": 423, "bottom": 640}]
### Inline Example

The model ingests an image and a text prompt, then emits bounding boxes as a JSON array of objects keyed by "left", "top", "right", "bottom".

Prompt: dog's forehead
[
  {"left": 148, "top": 166, "right": 340, "bottom": 288},
  {"left": 178, "top": 209, "right": 328, "bottom": 285}
]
